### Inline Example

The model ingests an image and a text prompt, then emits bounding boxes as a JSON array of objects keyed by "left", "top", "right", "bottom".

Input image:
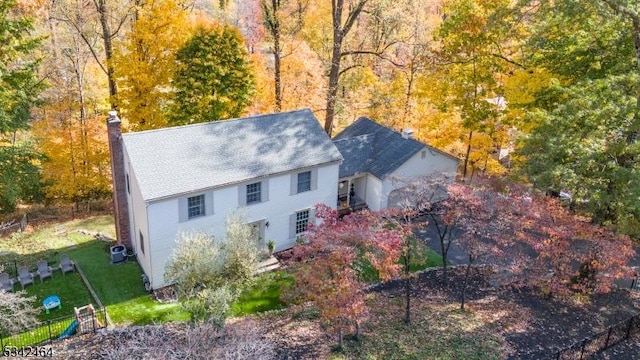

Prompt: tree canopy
[
  {"left": 515, "top": 0, "right": 640, "bottom": 236},
  {"left": 168, "top": 25, "right": 255, "bottom": 125},
  {"left": 0, "top": 0, "right": 44, "bottom": 212}
]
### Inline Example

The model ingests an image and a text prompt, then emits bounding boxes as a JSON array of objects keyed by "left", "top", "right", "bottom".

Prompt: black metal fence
[
  {"left": 0, "top": 306, "right": 107, "bottom": 352},
  {"left": 553, "top": 312, "right": 640, "bottom": 359}
]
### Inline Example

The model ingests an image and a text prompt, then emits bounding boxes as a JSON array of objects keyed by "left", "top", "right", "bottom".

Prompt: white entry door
[{"left": 249, "top": 220, "right": 266, "bottom": 245}]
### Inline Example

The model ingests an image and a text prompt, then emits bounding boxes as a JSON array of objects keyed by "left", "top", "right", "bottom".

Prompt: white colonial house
[
  {"left": 115, "top": 109, "right": 343, "bottom": 289},
  {"left": 107, "top": 109, "right": 459, "bottom": 290},
  {"left": 332, "top": 117, "right": 460, "bottom": 214}
]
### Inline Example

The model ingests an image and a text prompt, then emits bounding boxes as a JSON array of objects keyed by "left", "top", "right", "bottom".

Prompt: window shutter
[
  {"left": 262, "top": 179, "right": 269, "bottom": 202},
  {"left": 289, "top": 213, "right": 296, "bottom": 239},
  {"left": 238, "top": 184, "right": 247, "bottom": 206},
  {"left": 290, "top": 173, "right": 297, "bottom": 195},
  {"left": 205, "top": 192, "right": 214, "bottom": 215},
  {"left": 178, "top": 197, "right": 187, "bottom": 222},
  {"left": 309, "top": 208, "right": 316, "bottom": 226},
  {"left": 310, "top": 169, "right": 318, "bottom": 191}
]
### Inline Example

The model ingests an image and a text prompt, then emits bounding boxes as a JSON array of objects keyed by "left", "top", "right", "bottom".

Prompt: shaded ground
[
  {"left": 52, "top": 267, "right": 640, "bottom": 359},
  {"left": 374, "top": 268, "right": 640, "bottom": 359},
  {"left": 596, "top": 337, "right": 640, "bottom": 359}
]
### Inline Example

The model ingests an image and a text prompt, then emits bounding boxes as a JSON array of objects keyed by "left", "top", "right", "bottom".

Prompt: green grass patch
[
  {"left": 1, "top": 272, "right": 95, "bottom": 349},
  {"left": 22, "top": 271, "right": 95, "bottom": 321},
  {"left": 0, "top": 215, "right": 115, "bottom": 264},
  {"left": 1, "top": 215, "right": 188, "bottom": 327},
  {"left": 357, "top": 239, "right": 443, "bottom": 283},
  {"left": 65, "top": 240, "right": 188, "bottom": 325},
  {"left": 1, "top": 316, "right": 75, "bottom": 348},
  {"left": 107, "top": 295, "right": 187, "bottom": 325},
  {"left": 232, "top": 270, "right": 294, "bottom": 316}
]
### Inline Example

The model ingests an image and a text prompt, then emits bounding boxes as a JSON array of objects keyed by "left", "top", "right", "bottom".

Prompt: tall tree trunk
[
  {"left": 460, "top": 255, "right": 473, "bottom": 311},
  {"left": 432, "top": 217, "right": 451, "bottom": 285},
  {"left": 262, "top": 0, "right": 280, "bottom": 111},
  {"left": 442, "top": 247, "right": 448, "bottom": 285},
  {"left": 462, "top": 131, "right": 473, "bottom": 181},
  {"left": 324, "top": 2, "right": 344, "bottom": 136},
  {"left": 630, "top": 16, "right": 640, "bottom": 144},
  {"left": 267, "top": 0, "right": 283, "bottom": 112},
  {"left": 273, "top": 30, "right": 282, "bottom": 112},
  {"left": 94, "top": 0, "right": 118, "bottom": 106},
  {"left": 337, "top": 326, "right": 343, "bottom": 349},
  {"left": 324, "top": 0, "right": 368, "bottom": 136},
  {"left": 403, "top": 65, "right": 416, "bottom": 123},
  {"left": 404, "top": 275, "right": 411, "bottom": 323},
  {"left": 403, "top": 239, "right": 412, "bottom": 323}
]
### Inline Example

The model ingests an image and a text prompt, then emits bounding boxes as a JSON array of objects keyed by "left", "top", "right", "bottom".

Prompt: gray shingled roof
[
  {"left": 123, "top": 109, "right": 343, "bottom": 201},
  {"left": 333, "top": 117, "right": 457, "bottom": 179}
]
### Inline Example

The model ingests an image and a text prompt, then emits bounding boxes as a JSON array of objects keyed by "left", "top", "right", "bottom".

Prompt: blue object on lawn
[
  {"left": 43, "top": 295, "right": 61, "bottom": 314},
  {"left": 58, "top": 319, "right": 78, "bottom": 340}
]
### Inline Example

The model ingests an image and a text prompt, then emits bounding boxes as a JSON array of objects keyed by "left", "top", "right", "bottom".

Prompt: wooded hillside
[{"left": 1, "top": 0, "right": 638, "bottom": 237}]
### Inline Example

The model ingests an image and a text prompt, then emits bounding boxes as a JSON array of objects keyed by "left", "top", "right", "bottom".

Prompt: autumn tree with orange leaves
[
  {"left": 284, "top": 204, "right": 406, "bottom": 348},
  {"left": 443, "top": 178, "right": 635, "bottom": 308}
]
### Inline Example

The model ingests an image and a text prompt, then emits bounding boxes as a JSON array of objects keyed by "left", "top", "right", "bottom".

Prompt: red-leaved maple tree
[
  {"left": 444, "top": 177, "right": 635, "bottom": 307},
  {"left": 284, "top": 204, "right": 406, "bottom": 348}
]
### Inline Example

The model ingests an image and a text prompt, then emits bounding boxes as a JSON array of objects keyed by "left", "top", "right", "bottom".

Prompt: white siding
[
  {"left": 381, "top": 147, "right": 459, "bottom": 209},
  {"left": 365, "top": 175, "right": 383, "bottom": 211},
  {"left": 124, "top": 147, "right": 152, "bottom": 281},
  {"left": 144, "top": 162, "right": 340, "bottom": 289}
]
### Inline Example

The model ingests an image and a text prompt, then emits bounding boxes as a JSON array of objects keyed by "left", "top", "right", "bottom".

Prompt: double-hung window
[
  {"left": 187, "top": 194, "right": 205, "bottom": 219},
  {"left": 295, "top": 209, "right": 310, "bottom": 235},
  {"left": 246, "top": 182, "right": 262, "bottom": 205},
  {"left": 297, "top": 171, "right": 311, "bottom": 193}
]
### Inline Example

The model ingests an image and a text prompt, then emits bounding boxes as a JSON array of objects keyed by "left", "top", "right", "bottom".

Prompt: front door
[{"left": 249, "top": 220, "right": 265, "bottom": 245}]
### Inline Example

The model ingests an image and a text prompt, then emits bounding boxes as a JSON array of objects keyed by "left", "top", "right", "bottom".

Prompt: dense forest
[{"left": 1, "top": 0, "right": 639, "bottom": 237}]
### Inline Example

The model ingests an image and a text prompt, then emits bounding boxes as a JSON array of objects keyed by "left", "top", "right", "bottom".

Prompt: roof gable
[
  {"left": 333, "top": 117, "right": 457, "bottom": 179},
  {"left": 123, "top": 109, "right": 343, "bottom": 201}
]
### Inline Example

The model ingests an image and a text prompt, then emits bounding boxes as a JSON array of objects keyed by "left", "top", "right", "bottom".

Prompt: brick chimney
[{"left": 107, "top": 111, "right": 131, "bottom": 248}]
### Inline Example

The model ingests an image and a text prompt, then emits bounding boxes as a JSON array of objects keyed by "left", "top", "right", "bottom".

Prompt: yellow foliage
[
  {"left": 252, "top": 39, "right": 326, "bottom": 116},
  {"left": 247, "top": 52, "right": 275, "bottom": 114},
  {"left": 33, "top": 100, "right": 111, "bottom": 204},
  {"left": 503, "top": 68, "right": 553, "bottom": 106},
  {"left": 113, "top": 0, "right": 193, "bottom": 131}
]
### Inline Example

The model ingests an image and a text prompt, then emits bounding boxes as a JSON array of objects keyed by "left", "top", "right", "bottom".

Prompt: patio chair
[
  {"left": 36, "top": 260, "right": 54, "bottom": 282},
  {"left": 0, "top": 272, "right": 15, "bottom": 292},
  {"left": 17, "top": 266, "right": 34, "bottom": 289},
  {"left": 59, "top": 254, "right": 75, "bottom": 275}
]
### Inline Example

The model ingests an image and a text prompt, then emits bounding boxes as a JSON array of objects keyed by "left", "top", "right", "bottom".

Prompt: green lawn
[
  {"left": 1, "top": 213, "right": 446, "bottom": 337},
  {"left": 0, "top": 216, "right": 188, "bottom": 328},
  {"left": 22, "top": 271, "right": 95, "bottom": 321},
  {"left": 232, "top": 270, "right": 295, "bottom": 316},
  {"left": 64, "top": 241, "right": 189, "bottom": 325},
  {"left": 358, "top": 238, "right": 443, "bottom": 283},
  {"left": 1, "top": 215, "right": 116, "bottom": 265}
]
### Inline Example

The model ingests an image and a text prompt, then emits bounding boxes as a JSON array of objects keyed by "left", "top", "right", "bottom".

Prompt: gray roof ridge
[
  {"left": 332, "top": 132, "right": 375, "bottom": 142},
  {"left": 352, "top": 118, "right": 460, "bottom": 161},
  {"left": 122, "top": 108, "right": 312, "bottom": 137}
]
